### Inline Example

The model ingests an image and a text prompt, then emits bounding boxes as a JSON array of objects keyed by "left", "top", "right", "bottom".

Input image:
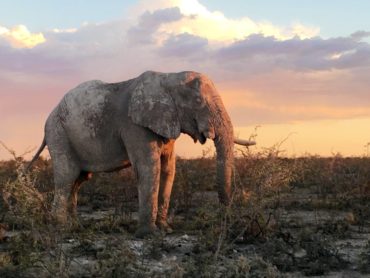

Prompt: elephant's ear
[{"left": 128, "top": 72, "right": 181, "bottom": 139}]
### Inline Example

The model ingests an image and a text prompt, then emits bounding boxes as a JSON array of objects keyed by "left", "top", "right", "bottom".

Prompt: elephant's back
[
  {"left": 46, "top": 80, "right": 133, "bottom": 171},
  {"left": 62, "top": 80, "right": 117, "bottom": 135},
  {"left": 58, "top": 80, "right": 121, "bottom": 156},
  {"left": 63, "top": 80, "right": 108, "bottom": 116}
]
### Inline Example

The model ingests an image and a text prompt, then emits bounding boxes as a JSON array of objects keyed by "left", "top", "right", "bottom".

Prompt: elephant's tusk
[{"left": 234, "top": 138, "right": 256, "bottom": 147}]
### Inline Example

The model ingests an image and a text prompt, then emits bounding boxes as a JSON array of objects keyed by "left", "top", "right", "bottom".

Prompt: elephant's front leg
[
  {"left": 134, "top": 152, "right": 161, "bottom": 238},
  {"left": 157, "top": 140, "right": 175, "bottom": 233}
]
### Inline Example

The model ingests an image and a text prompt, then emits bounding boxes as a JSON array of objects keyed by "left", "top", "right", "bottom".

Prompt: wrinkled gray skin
[{"left": 29, "top": 71, "right": 244, "bottom": 238}]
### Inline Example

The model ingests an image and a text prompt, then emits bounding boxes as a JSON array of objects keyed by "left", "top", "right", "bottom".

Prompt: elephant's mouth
[
  {"left": 199, "top": 133, "right": 207, "bottom": 144},
  {"left": 191, "top": 132, "right": 207, "bottom": 144},
  {"left": 188, "top": 120, "right": 214, "bottom": 145}
]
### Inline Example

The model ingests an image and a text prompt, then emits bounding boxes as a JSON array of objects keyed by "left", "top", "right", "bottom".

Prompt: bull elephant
[{"left": 28, "top": 71, "right": 255, "bottom": 238}]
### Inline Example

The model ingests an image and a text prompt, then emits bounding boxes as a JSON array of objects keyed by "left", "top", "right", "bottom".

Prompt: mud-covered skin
[
  {"left": 54, "top": 80, "right": 132, "bottom": 172},
  {"left": 34, "top": 71, "right": 236, "bottom": 237}
]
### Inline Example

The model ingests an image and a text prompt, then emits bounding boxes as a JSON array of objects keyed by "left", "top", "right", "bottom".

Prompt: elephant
[{"left": 27, "top": 71, "right": 255, "bottom": 238}]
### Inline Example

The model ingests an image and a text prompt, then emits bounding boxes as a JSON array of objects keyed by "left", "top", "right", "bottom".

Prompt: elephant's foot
[
  {"left": 135, "top": 224, "right": 160, "bottom": 238},
  {"left": 52, "top": 195, "right": 69, "bottom": 223},
  {"left": 51, "top": 204, "right": 77, "bottom": 228},
  {"left": 156, "top": 220, "right": 173, "bottom": 234},
  {"left": 52, "top": 205, "right": 67, "bottom": 222},
  {"left": 68, "top": 204, "right": 79, "bottom": 220}
]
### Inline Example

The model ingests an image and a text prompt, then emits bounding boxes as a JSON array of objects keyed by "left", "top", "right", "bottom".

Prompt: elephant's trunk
[{"left": 212, "top": 102, "right": 234, "bottom": 206}]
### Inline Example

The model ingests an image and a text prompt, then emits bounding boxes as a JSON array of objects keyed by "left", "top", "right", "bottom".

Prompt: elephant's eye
[{"left": 196, "top": 97, "right": 202, "bottom": 104}]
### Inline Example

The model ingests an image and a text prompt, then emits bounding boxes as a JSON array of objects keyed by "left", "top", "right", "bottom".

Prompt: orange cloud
[
  {"left": 0, "top": 24, "right": 46, "bottom": 48},
  {"left": 134, "top": 0, "right": 319, "bottom": 44},
  {"left": 234, "top": 117, "right": 370, "bottom": 157},
  {"left": 220, "top": 89, "right": 370, "bottom": 123},
  {"left": 275, "top": 105, "right": 370, "bottom": 119}
]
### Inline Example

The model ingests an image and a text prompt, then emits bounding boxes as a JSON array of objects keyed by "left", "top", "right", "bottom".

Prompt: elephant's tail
[{"left": 25, "top": 137, "right": 47, "bottom": 171}]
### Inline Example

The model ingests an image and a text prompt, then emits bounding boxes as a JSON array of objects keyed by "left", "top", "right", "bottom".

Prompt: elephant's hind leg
[
  {"left": 157, "top": 140, "right": 176, "bottom": 233},
  {"left": 69, "top": 171, "right": 92, "bottom": 217},
  {"left": 52, "top": 160, "right": 80, "bottom": 224},
  {"left": 48, "top": 141, "right": 82, "bottom": 224}
]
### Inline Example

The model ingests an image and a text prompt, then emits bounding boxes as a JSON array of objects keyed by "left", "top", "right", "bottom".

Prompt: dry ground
[{"left": 0, "top": 148, "right": 369, "bottom": 277}]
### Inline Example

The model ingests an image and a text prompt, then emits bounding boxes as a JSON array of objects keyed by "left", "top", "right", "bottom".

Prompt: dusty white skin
[{"left": 28, "top": 71, "right": 254, "bottom": 238}]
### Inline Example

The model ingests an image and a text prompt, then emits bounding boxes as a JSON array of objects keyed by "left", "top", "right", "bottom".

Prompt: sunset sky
[{"left": 1, "top": 0, "right": 370, "bottom": 160}]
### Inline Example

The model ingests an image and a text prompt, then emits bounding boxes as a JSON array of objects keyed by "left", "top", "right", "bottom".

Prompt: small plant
[
  {"left": 172, "top": 154, "right": 216, "bottom": 214},
  {"left": 0, "top": 142, "right": 50, "bottom": 229}
]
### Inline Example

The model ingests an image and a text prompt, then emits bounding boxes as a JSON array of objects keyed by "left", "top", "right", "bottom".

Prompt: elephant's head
[{"left": 129, "top": 71, "right": 241, "bottom": 205}]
